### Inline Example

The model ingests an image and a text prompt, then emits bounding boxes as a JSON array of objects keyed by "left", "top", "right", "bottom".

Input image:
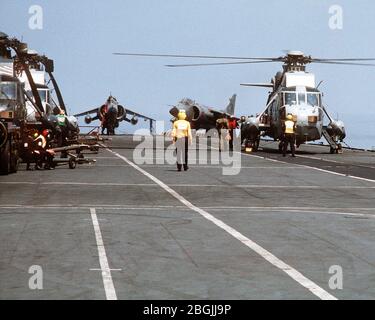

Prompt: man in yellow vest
[
  {"left": 282, "top": 114, "right": 296, "bottom": 157},
  {"left": 172, "top": 110, "right": 193, "bottom": 171}
]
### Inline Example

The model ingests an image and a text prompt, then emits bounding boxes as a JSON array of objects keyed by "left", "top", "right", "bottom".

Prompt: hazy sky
[{"left": 2, "top": 0, "right": 375, "bottom": 148}]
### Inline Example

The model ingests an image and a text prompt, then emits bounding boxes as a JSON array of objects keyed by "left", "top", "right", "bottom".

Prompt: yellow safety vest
[
  {"left": 284, "top": 120, "right": 295, "bottom": 134},
  {"left": 172, "top": 120, "right": 192, "bottom": 140}
]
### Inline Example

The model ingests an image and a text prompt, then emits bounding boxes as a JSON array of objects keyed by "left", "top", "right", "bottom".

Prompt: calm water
[
  {"left": 346, "top": 134, "right": 375, "bottom": 150},
  {"left": 339, "top": 114, "right": 375, "bottom": 150}
]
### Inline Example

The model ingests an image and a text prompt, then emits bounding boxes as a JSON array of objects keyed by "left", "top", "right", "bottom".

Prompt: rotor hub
[{"left": 283, "top": 51, "right": 312, "bottom": 72}]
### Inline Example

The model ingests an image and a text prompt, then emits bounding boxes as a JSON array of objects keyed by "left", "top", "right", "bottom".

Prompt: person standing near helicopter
[
  {"left": 282, "top": 114, "right": 296, "bottom": 157},
  {"left": 56, "top": 109, "right": 67, "bottom": 147}
]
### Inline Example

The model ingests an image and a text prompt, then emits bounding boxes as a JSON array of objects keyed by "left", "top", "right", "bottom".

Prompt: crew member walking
[
  {"left": 172, "top": 110, "right": 192, "bottom": 171},
  {"left": 282, "top": 114, "right": 296, "bottom": 157}
]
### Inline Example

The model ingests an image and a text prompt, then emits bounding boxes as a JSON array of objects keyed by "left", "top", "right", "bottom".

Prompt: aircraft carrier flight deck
[{"left": 0, "top": 135, "right": 374, "bottom": 300}]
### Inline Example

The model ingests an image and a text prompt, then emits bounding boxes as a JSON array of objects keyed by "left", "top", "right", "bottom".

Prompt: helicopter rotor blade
[
  {"left": 312, "top": 61, "right": 375, "bottom": 67},
  {"left": 312, "top": 58, "right": 375, "bottom": 62},
  {"left": 165, "top": 60, "right": 278, "bottom": 67},
  {"left": 113, "top": 51, "right": 375, "bottom": 67},
  {"left": 113, "top": 52, "right": 280, "bottom": 61}
]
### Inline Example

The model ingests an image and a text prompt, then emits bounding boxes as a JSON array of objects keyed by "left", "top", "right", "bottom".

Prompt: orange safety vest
[{"left": 228, "top": 119, "right": 237, "bottom": 129}]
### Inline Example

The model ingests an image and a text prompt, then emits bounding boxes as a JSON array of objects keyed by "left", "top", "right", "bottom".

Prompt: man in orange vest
[
  {"left": 282, "top": 114, "right": 296, "bottom": 157},
  {"left": 228, "top": 117, "right": 238, "bottom": 151},
  {"left": 172, "top": 110, "right": 193, "bottom": 171}
]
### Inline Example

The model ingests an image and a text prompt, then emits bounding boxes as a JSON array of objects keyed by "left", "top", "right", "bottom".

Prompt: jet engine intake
[
  {"left": 85, "top": 115, "right": 92, "bottom": 124},
  {"left": 130, "top": 116, "right": 138, "bottom": 125},
  {"left": 192, "top": 106, "right": 201, "bottom": 121},
  {"left": 117, "top": 105, "right": 126, "bottom": 121}
]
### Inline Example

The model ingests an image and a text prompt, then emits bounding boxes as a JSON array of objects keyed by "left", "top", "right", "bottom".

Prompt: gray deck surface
[{"left": 0, "top": 135, "right": 374, "bottom": 300}]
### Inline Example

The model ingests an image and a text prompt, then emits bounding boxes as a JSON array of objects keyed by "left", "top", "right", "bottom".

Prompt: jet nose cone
[
  {"left": 169, "top": 106, "right": 179, "bottom": 118},
  {"left": 108, "top": 106, "right": 117, "bottom": 114}
]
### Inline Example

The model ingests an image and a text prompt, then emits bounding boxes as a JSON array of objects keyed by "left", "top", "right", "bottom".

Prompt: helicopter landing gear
[{"left": 330, "top": 143, "right": 343, "bottom": 154}]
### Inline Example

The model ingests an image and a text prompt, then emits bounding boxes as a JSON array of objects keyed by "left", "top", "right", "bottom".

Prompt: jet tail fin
[{"left": 225, "top": 94, "right": 236, "bottom": 115}]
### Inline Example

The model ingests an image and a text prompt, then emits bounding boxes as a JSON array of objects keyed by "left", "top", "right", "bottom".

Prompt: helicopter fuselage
[
  {"left": 241, "top": 70, "right": 328, "bottom": 147},
  {"left": 265, "top": 86, "right": 323, "bottom": 144}
]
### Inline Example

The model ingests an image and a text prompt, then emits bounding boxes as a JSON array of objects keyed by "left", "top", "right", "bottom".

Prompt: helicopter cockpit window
[
  {"left": 284, "top": 92, "right": 296, "bottom": 105},
  {"left": 0, "top": 82, "right": 17, "bottom": 100},
  {"left": 307, "top": 93, "right": 319, "bottom": 106},
  {"left": 298, "top": 92, "right": 306, "bottom": 104},
  {"left": 38, "top": 89, "right": 49, "bottom": 104}
]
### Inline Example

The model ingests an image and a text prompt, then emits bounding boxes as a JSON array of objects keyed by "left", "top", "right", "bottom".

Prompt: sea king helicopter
[{"left": 113, "top": 51, "right": 375, "bottom": 154}]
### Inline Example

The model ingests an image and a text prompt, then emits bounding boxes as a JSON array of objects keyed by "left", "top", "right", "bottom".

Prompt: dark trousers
[
  {"left": 229, "top": 129, "right": 234, "bottom": 151},
  {"left": 57, "top": 127, "right": 68, "bottom": 147},
  {"left": 283, "top": 133, "right": 296, "bottom": 156},
  {"left": 33, "top": 148, "right": 54, "bottom": 169},
  {"left": 176, "top": 137, "right": 188, "bottom": 170}
]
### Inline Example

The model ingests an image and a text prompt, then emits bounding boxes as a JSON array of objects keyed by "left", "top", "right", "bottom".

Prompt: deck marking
[
  {"left": 297, "top": 154, "right": 375, "bottom": 169},
  {"left": 243, "top": 153, "right": 375, "bottom": 183},
  {"left": 3, "top": 181, "right": 374, "bottom": 189},
  {"left": 198, "top": 142, "right": 375, "bottom": 183},
  {"left": 96, "top": 164, "right": 303, "bottom": 169},
  {"left": 90, "top": 268, "right": 122, "bottom": 271},
  {"left": 1, "top": 204, "right": 374, "bottom": 212},
  {"left": 205, "top": 208, "right": 375, "bottom": 218},
  {"left": 107, "top": 148, "right": 337, "bottom": 300},
  {"left": 90, "top": 208, "right": 117, "bottom": 300},
  {"left": 0, "top": 181, "right": 156, "bottom": 186}
]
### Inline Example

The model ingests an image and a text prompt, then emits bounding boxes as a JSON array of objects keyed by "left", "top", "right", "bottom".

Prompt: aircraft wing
[
  {"left": 124, "top": 107, "right": 155, "bottom": 121},
  {"left": 74, "top": 108, "right": 98, "bottom": 117},
  {"left": 209, "top": 108, "right": 240, "bottom": 121}
]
